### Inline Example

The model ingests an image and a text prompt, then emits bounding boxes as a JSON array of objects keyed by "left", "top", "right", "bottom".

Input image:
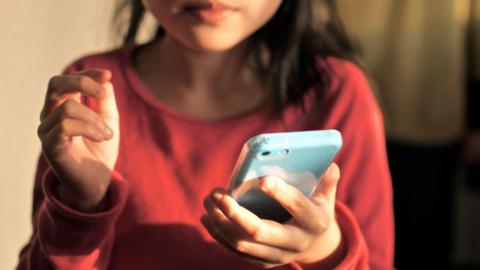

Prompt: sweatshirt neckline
[{"left": 119, "top": 43, "right": 274, "bottom": 127}]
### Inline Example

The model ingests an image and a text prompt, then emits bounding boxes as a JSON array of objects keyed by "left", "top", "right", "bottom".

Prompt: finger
[
  {"left": 38, "top": 99, "right": 112, "bottom": 137},
  {"left": 42, "top": 118, "right": 110, "bottom": 144},
  {"left": 259, "top": 176, "right": 322, "bottom": 231},
  {"left": 86, "top": 82, "right": 119, "bottom": 122},
  {"left": 311, "top": 163, "right": 340, "bottom": 207},
  {"left": 229, "top": 238, "right": 295, "bottom": 266},
  {"left": 41, "top": 69, "right": 111, "bottom": 120},
  {"left": 45, "top": 74, "right": 103, "bottom": 105},
  {"left": 208, "top": 190, "right": 262, "bottom": 237},
  {"left": 82, "top": 82, "right": 119, "bottom": 143},
  {"left": 204, "top": 196, "right": 245, "bottom": 241},
  {"left": 201, "top": 215, "right": 239, "bottom": 254},
  {"left": 201, "top": 215, "right": 279, "bottom": 267},
  {"left": 204, "top": 196, "right": 266, "bottom": 252},
  {"left": 210, "top": 190, "right": 309, "bottom": 252},
  {"left": 201, "top": 215, "right": 295, "bottom": 266},
  {"left": 76, "top": 69, "right": 112, "bottom": 84}
]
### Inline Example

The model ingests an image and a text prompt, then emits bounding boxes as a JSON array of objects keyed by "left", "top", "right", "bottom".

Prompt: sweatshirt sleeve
[
  {"left": 16, "top": 155, "right": 128, "bottom": 270},
  {"left": 331, "top": 61, "right": 394, "bottom": 269},
  {"left": 296, "top": 60, "right": 394, "bottom": 270}
]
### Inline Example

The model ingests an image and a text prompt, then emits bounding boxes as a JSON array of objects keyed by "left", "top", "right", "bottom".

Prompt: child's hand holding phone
[{"left": 201, "top": 130, "right": 345, "bottom": 268}]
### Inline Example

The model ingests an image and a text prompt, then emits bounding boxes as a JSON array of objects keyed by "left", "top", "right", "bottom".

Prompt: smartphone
[{"left": 228, "top": 130, "right": 342, "bottom": 223}]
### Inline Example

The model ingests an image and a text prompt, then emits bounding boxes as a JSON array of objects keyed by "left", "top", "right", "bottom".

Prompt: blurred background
[
  {"left": 338, "top": 0, "right": 480, "bottom": 269},
  {"left": 0, "top": 0, "right": 479, "bottom": 269},
  {"left": 0, "top": 1, "right": 116, "bottom": 269}
]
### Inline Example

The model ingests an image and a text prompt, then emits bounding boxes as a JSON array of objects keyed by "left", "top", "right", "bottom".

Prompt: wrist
[
  {"left": 297, "top": 221, "right": 346, "bottom": 267},
  {"left": 57, "top": 184, "right": 107, "bottom": 212}
]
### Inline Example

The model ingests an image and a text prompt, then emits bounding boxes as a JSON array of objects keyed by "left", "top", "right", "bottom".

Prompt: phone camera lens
[{"left": 261, "top": 151, "right": 271, "bottom": 156}]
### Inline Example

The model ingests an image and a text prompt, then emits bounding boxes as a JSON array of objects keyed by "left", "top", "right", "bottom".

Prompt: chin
[
  {"left": 187, "top": 38, "right": 243, "bottom": 52},
  {"left": 172, "top": 28, "right": 249, "bottom": 53}
]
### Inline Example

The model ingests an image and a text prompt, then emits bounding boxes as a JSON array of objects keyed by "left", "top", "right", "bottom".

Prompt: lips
[{"left": 182, "top": 1, "right": 236, "bottom": 24}]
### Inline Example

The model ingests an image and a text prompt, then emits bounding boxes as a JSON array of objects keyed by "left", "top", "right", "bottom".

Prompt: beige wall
[{"left": 0, "top": 1, "right": 116, "bottom": 269}]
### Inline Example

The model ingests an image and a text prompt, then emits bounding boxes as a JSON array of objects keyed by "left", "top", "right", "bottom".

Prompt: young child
[{"left": 17, "top": 1, "right": 393, "bottom": 269}]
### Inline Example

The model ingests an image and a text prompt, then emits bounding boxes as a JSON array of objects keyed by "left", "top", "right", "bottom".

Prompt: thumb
[
  {"left": 85, "top": 82, "right": 119, "bottom": 134},
  {"left": 96, "top": 82, "right": 118, "bottom": 117},
  {"left": 311, "top": 163, "right": 340, "bottom": 205},
  {"left": 97, "top": 82, "right": 119, "bottom": 132}
]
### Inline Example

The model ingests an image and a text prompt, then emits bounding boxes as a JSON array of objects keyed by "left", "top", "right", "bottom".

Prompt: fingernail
[
  {"left": 104, "top": 126, "right": 113, "bottom": 137},
  {"left": 104, "top": 70, "right": 112, "bottom": 79},
  {"left": 262, "top": 177, "right": 277, "bottom": 191},
  {"left": 212, "top": 191, "right": 223, "bottom": 202},
  {"left": 92, "top": 130, "right": 105, "bottom": 141}
]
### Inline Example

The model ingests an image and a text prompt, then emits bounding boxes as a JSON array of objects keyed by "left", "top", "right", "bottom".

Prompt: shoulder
[
  {"left": 62, "top": 45, "right": 134, "bottom": 74},
  {"left": 321, "top": 57, "right": 364, "bottom": 79},
  {"left": 311, "top": 57, "right": 384, "bottom": 138},
  {"left": 320, "top": 57, "right": 371, "bottom": 98},
  {"left": 317, "top": 57, "right": 379, "bottom": 115}
]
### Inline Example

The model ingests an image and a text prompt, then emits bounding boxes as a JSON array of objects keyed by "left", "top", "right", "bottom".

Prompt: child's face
[{"left": 142, "top": 0, "right": 283, "bottom": 51}]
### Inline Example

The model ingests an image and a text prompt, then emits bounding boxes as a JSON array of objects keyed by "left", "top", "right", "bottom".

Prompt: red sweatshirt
[{"left": 17, "top": 45, "right": 394, "bottom": 270}]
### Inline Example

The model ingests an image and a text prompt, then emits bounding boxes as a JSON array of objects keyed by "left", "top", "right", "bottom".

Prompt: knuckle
[
  {"left": 250, "top": 226, "right": 266, "bottom": 242},
  {"left": 223, "top": 203, "right": 236, "bottom": 219},
  {"left": 276, "top": 255, "right": 292, "bottom": 265},
  {"left": 311, "top": 212, "right": 330, "bottom": 233},
  {"left": 75, "top": 75, "right": 89, "bottom": 88},
  {"left": 312, "top": 194, "right": 329, "bottom": 206},
  {"left": 93, "top": 116, "right": 105, "bottom": 129},
  {"left": 59, "top": 120, "right": 69, "bottom": 133},
  {"left": 288, "top": 196, "right": 303, "bottom": 213},
  {"left": 296, "top": 239, "right": 309, "bottom": 252},
  {"left": 36, "top": 124, "right": 44, "bottom": 138},
  {"left": 234, "top": 240, "right": 248, "bottom": 253},
  {"left": 317, "top": 217, "right": 330, "bottom": 233},
  {"left": 310, "top": 194, "right": 335, "bottom": 213},
  {"left": 40, "top": 108, "right": 47, "bottom": 121},
  {"left": 47, "top": 75, "right": 60, "bottom": 90},
  {"left": 63, "top": 98, "right": 76, "bottom": 106},
  {"left": 85, "top": 126, "right": 97, "bottom": 137},
  {"left": 61, "top": 99, "right": 77, "bottom": 116},
  {"left": 276, "top": 184, "right": 302, "bottom": 211}
]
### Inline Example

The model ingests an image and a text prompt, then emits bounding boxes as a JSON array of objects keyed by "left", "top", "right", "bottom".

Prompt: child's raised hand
[
  {"left": 202, "top": 163, "right": 344, "bottom": 269},
  {"left": 37, "top": 69, "right": 120, "bottom": 212}
]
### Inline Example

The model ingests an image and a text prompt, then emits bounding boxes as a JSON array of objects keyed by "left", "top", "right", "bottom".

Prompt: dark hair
[{"left": 116, "top": 0, "right": 358, "bottom": 114}]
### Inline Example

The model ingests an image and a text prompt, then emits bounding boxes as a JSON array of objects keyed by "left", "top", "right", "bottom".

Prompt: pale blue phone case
[{"left": 228, "top": 130, "right": 343, "bottom": 222}]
